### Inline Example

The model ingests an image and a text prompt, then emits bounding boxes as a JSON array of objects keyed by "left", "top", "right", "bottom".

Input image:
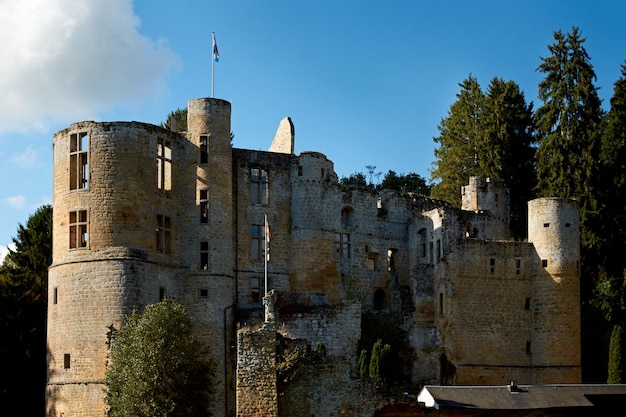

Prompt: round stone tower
[{"left": 527, "top": 197, "right": 581, "bottom": 383}]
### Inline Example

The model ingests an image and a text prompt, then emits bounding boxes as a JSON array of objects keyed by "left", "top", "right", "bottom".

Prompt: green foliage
[
  {"left": 380, "top": 170, "right": 430, "bottom": 195},
  {"left": 358, "top": 312, "right": 408, "bottom": 385},
  {"left": 0, "top": 204, "right": 52, "bottom": 416},
  {"left": 105, "top": 300, "right": 215, "bottom": 417},
  {"left": 430, "top": 75, "right": 535, "bottom": 217},
  {"left": 339, "top": 172, "right": 368, "bottom": 188},
  {"left": 358, "top": 349, "right": 369, "bottom": 378},
  {"left": 608, "top": 324, "right": 625, "bottom": 384},
  {"left": 368, "top": 339, "right": 390, "bottom": 382},
  {"left": 161, "top": 108, "right": 188, "bottom": 133}
]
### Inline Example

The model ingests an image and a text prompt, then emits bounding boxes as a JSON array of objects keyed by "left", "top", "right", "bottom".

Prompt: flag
[
  {"left": 212, "top": 33, "right": 220, "bottom": 62},
  {"left": 265, "top": 215, "right": 271, "bottom": 262}
]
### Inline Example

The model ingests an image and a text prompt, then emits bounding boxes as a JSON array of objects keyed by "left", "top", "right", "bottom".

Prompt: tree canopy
[{"left": 105, "top": 300, "right": 215, "bottom": 417}]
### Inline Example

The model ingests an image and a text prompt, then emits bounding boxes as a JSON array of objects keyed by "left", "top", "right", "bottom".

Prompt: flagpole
[
  {"left": 211, "top": 32, "right": 215, "bottom": 98},
  {"left": 264, "top": 214, "right": 268, "bottom": 296}
]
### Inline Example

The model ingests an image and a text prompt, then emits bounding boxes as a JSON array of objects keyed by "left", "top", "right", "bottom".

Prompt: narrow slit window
[
  {"left": 53, "top": 287, "right": 58, "bottom": 305},
  {"left": 490, "top": 258, "right": 496, "bottom": 274},
  {"left": 200, "top": 241, "right": 209, "bottom": 270},
  {"left": 199, "top": 189, "right": 209, "bottom": 223},
  {"left": 69, "top": 210, "right": 88, "bottom": 249},
  {"left": 516, "top": 259, "right": 522, "bottom": 275},
  {"left": 199, "top": 135, "right": 209, "bottom": 164},
  {"left": 64, "top": 354, "right": 71, "bottom": 369},
  {"left": 70, "top": 132, "right": 89, "bottom": 190},
  {"left": 157, "top": 138, "right": 172, "bottom": 191},
  {"left": 542, "top": 259, "right": 548, "bottom": 268}
]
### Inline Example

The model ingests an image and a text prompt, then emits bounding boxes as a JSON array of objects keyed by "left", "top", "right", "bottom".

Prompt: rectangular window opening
[
  {"left": 542, "top": 259, "right": 548, "bottom": 268},
  {"left": 251, "top": 224, "right": 263, "bottom": 260},
  {"left": 199, "top": 189, "right": 209, "bottom": 223},
  {"left": 159, "top": 287, "right": 167, "bottom": 301},
  {"left": 251, "top": 168, "right": 269, "bottom": 205},
  {"left": 70, "top": 132, "right": 89, "bottom": 190},
  {"left": 199, "top": 135, "right": 209, "bottom": 164},
  {"left": 200, "top": 241, "right": 209, "bottom": 270},
  {"left": 516, "top": 259, "right": 522, "bottom": 275},
  {"left": 69, "top": 210, "right": 88, "bottom": 249},
  {"left": 156, "top": 215, "right": 172, "bottom": 253},
  {"left": 490, "top": 258, "right": 496, "bottom": 274},
  {"left": 526, "top": 341, "right": 532, "bottom": 355},
  {"left": 199, "top": 288, "right": 209, "bottom": 298},
  {"left": 525, "top": 297, "right": 531, "bottom": 310},
  {"left": 334, "top": 233, "right": 351, "bottom": 258},
  {"left": 543, "top": 223, "right": 550, "bottom": 228},
  {"left": 53, "top": 287, "right": 58, "bottom": 305},
  {"left": 157, "top": 138, "right": 172, "bottom": 191},
  {"left": 251, "top": 277, "right": 261, "bottom": 303},
  {"left": 439, "top": 292, "right": 444, "bottom": 317},
  {"left": 63, "top": 353, "right": 71, "bottom": 369}
]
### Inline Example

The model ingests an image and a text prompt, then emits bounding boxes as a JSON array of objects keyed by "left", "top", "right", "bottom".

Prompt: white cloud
[
  {"left": 5, "top": 195, "right": 26, "bottom": 209},
  {"left": 0, "top": 0, "right": 179, "bottom": 134},
  {"left": 0, "top": 243, "right": 16, "bottom": 265}
]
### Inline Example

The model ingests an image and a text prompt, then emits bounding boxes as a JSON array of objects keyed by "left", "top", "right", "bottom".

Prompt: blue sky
[{"left": 1, "top": 0, "right": 625, "bottom": 261}]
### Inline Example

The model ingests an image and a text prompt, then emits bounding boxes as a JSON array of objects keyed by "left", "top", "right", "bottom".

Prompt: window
[
  {"left": 542, "top": 259, "right": 548, "bottom": 268},
  {"left": 490, "top": 258, "right": 496, "bottom": 274},
  {"left": 69, "top": 210, "right": 88, "bottom": 249},
  {"left": 526, "top": 341, "right": 532, "bottom": 355},
  {"left": 251, "top": 168, "right": 268, "bottom": 205},
  {"left": 373, "top": 288, "right": 385, "bottom": 310},
  {"left": 387, "top": 248, "right": 398, "bottom": 272},
  {"left": 64, "top": 354, "right": 71, "bottom": 369},
  {"left": 525, "top": 297, "right": 530, "bottom": 310},
  {"left": 341, "top": 207, "right": 354, "bottom": 228},
  {"left": 53, "top": 287, "right": 58, "bottom": 305},
  {"left": 200, "top": 135, "right": 209, "bottom": 164},
  {"left": 157, "top": 138, "right": 172, "bottom": 191},
  {"left": 156, "top": 215, "right": 171, "bottom": 253},
  {"left": 159, "top": 287, "right": 167, "bottom": 301},
  {"left": 516, "top": 259, "right": 522, "bottom": 275},
  {"left": 298, "top": 165, "right": 303, "bottom": 176},
  {"left": 199, "top": 288, "right": 209, "bottom": 298},
  {"left": 543, "top": 223, "right": 550, "bottom": 228},
  {"left": 70, "top": 132, "right": 89, "bottom": 190},
  {"left": 251, "top": 224, "right": 264, "bottom": 260},
  {"left": 418, "top": 229, "right": 427, "bottom": 258},
  {"left": 251, "top": 277, "right": 261, "bottom": 303},
  {"left": 200, "top": 241, "right": 209, "bottom": 270},
  {"left": 199, "top": 189, "right": 209, "bottom": 223},
  {"left": 439, "top": 292, "right": 444, "bottom": 316},
  {"left": 436, "top": 239, "right": 442, "bottom": 260},
  {"left": 335, "top": 233, "right": 350, "bottom": 258},
  {"left": 367, "top": 252, "right": 378, "bottom": 270}
]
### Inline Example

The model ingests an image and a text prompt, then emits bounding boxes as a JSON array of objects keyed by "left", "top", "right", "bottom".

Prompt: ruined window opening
[
  {"left": 156, "top": 215, "right": 171, "bottom": 253},
  {"left": 53, "top": 287, "right": 58, "bottom": 305},
  {"left": 335, "top": 233, "right": 351, "bottom": 258},
  {"left": 199, "top": 288, "right": 209, "bottom": 298},
  {"left": 298, "top": 165, "right": 303, "bottom": 176},
  {"left": 251, "top": 168, "right": 268, "bottom": 205},
  {"left": 69, "top": 210, "right": 88, "bottom": 249},
  {"left": 490, "top": 258, "right": 496, "bottom": 274},
  {"left": 159, "top": 287, "right": 167, "bottom": 301},
  {"left": 199, "top": 189, "right": 209, "bottom": 223},
  {"left": 200, "top": 241, "right": 209, "bottom": 270},
  {"left": 387, "top": 248, "right": 398, "bottom": 272},
  {"left": 70, "top": 132, "right": 89, "bottom": 190},
  {"left": 367, "top": 252, "right": 378, "bottom": 270},
  {"left": 418, "top": 229, "right": 427, "bottom": 258},
  {"left": 199, "top": 135, "right": 209, "bottom": 164},
  {"left": 251, "top": 224, "right": 264, "bottom": 260},
  {"left": 439, "top": 292, "right": 444, "bottom": 317},
  {"left": 373, "top": 288, "right": 385, "bottom": 310},
  {"left": 251, "top": 277, "right": 261, "bottom": 303},
  {"left": 525, "top": 297, "right": 530, "bottom": 310},
  {"left": 341, "top": 206, "right": 354, "bottom": 228},
  {"left": 542, "top": 259, "right": 548, "bottom": 268},
  {"left": 429, "top": 242, "right": 434, "bottom": 264},
  {"left": 157, "top": 138, "right": 172, "bottom": 191},
  {"left": 63, "top": 354, "right": 71, "bottom": 369}
]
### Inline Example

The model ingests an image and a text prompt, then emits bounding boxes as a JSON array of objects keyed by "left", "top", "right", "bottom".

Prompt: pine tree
[
  {"left": 607, "top": 324, "right": 625, "bottom": 384},
  {"left": 431, "top": 75, "right": 485, "bottom": 206},
  {"left": 482, "top": 78, "right": 537, "bottom": 238}
]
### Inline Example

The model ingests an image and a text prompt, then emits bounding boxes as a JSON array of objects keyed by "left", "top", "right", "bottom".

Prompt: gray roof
[{"left": 418, "top": 384, "right": 626, "bottom": 410}]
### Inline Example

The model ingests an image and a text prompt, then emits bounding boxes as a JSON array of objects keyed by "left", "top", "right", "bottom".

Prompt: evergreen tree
[
  {"left": 0, "top": 205, "right": 52, "bottom": 416},
  {"left": 339, "top": 172, "right": 368, "bottom": 188},
  {"left": 607, "top": 324, "right": 625, "bottom": 384},
  {"left": 431, "top": 75, "right": 485, "bottom": 206},
  {"left": 482, "top": 78, "right": 537, "bottom": 238},
  {"left": 105, "top": 300, "right": 215, "bottom": 417},
  {"left": 379, "top": 170, "right": 430, "bottom": 195},
  {"left": 161, "top": 107, "right": 188, "bottom": 132}
]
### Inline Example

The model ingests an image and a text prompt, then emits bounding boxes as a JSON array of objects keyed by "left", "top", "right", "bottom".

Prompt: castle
[{"left": 46, "top": 97, "right": 581, "bottom": 417}]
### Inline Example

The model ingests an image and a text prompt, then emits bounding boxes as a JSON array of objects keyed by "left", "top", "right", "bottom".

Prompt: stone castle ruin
[{"left": 46, "top": 97, "right": 581, "bottom": 417}]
